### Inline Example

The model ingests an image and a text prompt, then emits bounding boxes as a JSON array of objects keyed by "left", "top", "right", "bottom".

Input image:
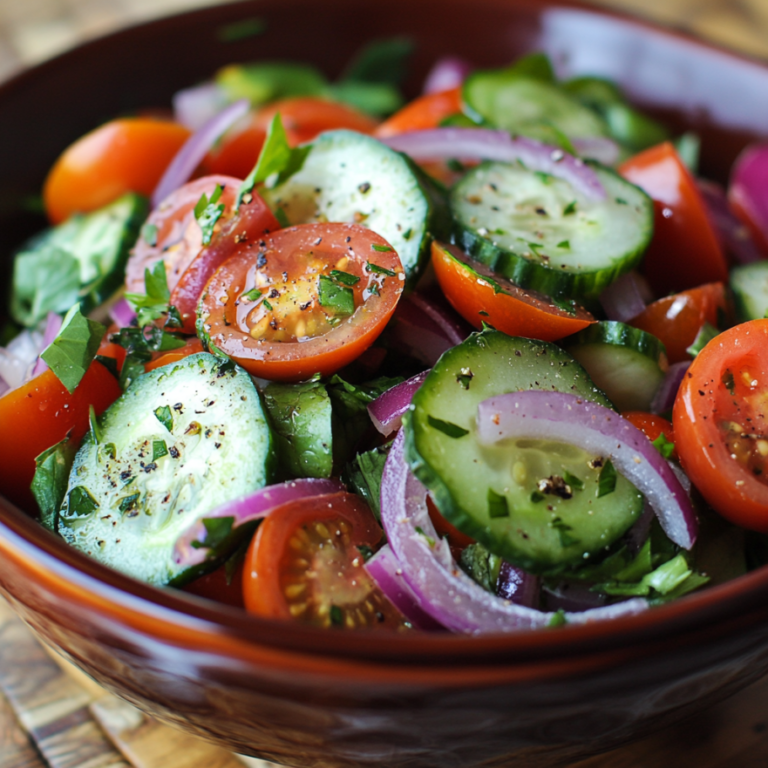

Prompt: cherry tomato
[
  {"left": 431, "top": 242, "right": 594, "bottom": 341},
  {"left": 622, "top": 411, "right": 677, "bottom": 460},
  {"left": 43, "top": 118, "right": 191, "bottom": 224},
  {"left": 375, "top": 87, "right": 462, "bottom": 137},
  {"left": 183, "top": 558, "right": 245, "bottom": 609},
  {"left": 96, "top": 324, "right": 127, "bottom": 372},
  {"left": 243, "top": 492, "right": 408, "bottom": 629},
  {"left": 0, "top": 362, "right": 122, "bottom": 512},
  {"left": 630, "top": 282, "right": 728, "bottom": 364},
  {"left": 619, "top": 142, "right": 728, "bottom": 297},
  {"left": 205, "top": 97, "right": 379, "bottom": 179},
  {"left": 144, "top": 337, "right": 204, "bottom": 372},
  {"left": 198, "top": 223, "right": 404, "bottom": 382},
  {"left": 674, "top": 319, "right": 768, "bottom": 530},
  {"left": 125, "top": 175, "right": 242, "bottom": 295},
  {"left": 169, "top": 193, "right": 280, "bottom": 333}
]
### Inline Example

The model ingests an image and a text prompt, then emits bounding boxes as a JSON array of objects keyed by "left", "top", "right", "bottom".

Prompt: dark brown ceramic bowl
[{"left": 3, "top": 1, "right": 768, "bottom": 766}]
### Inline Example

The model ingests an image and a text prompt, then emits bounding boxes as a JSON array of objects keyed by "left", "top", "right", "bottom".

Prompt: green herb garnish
[
  {"left": 427, "top": 415, "right": 469, "bottom": 439},
  {"left": 488, "top": 488, "right": 510, "bottom": 519},
  {"left": 318, "top": 275, "right": 355, "bottom": 316},
  {"left": 597, "top": 459, "right": 617, "bottom": 497}
]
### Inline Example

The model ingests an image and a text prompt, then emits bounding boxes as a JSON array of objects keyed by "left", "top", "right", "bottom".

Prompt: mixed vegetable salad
[{"left": 3, "top": 39, "right": 768, "bottom": 634}]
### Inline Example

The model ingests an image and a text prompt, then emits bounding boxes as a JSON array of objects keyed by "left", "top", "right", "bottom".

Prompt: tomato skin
[
  {"left": 169, "top": 192, "right": 279, "bottom": 333},
  {"left": 144, "top": 337, "right": 204, "bottom": 372},
  {"left": 205, "top": 98, "right": 378, "bottom": 179},
  {"left": 0, "top": 362, "right": 122, "bottom": 512},
  {"left": 630, "top": 282, "right": 728, "bottom": 364},
  {"left": 182, "top": 558, "right": 245, "bottom": 609},
  {"left": 43, "top": 118, "right": 191, "bottom": 224},
  {"left": 622, "top": 411, "right": 676, "bottom": 460},
  {"left": 375, "top": 87, "right": 462, "bottom": 138},
  {"left": 125, "top": 175, "right": 243, "bottom": 296},
  {"left": 673, "top": 319, "right": 768, "bottom": 531},
  {"left": 199, "top": 223, "right": 404, "bottom": 382},
  {"left": 431, "top": 242, "right": 594, "bottom": 341},
  {"left": 243, "top": 492, "right": 406, "bottom": 629},
  {"left": 620, "top": 142, "right": 728, "bottom": 297}
]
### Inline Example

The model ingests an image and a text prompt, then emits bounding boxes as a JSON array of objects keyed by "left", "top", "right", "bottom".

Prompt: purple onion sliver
[
  {"left": 599, "top": 272, "right": 648, "bottom": 323},
  {"left": 364, "top": 545, "right": 445, "bottom": 630},
  {"left": 423, "top": 56, "right": 472, "bottom": 94},
  {"left": 476, "top": 391, "right": 697, "bottom": 549},
  {"left": 728, "top": 143, "right": 768, "bottom": 258},
  {"left": 173, "top": 81, "right": 229, "bottom": 131},
  {"left": 152, "top": 98, "right": 250, "bottom": 207},
  {"left": 542, "top": 581, "right": 607, "bottom": 613},
  {"left": 571, "top": 136, "right": 620, "bottom": 166},
  {"left": 109, "top": 297, "right": 137, "bottom": 329},
  {"left": 650, "top": 361, "right": 690, "bottom": 415},
  {"left": 173, "top": 478, "right": 344, "bottom": 568},
  {"left": 32, "top": 312, "right": 63, "bottom": 377},
  {"left": 496, "top": 562, "right": 540, "bottom": 608},
  {"left": 623, "top": 502, "right": 655, "bottom": 557},
  {"left": 407, "top": 292, "right": 468, "bottom": 347},
  {"left": 0, "top": 373, "right": 9, "bottom": 398},
  {"left": 381, "top": 128, "right": 606, "bottom": 202},
  {"left": 367, "top": 370, "right": 429, "bottom": 436}
]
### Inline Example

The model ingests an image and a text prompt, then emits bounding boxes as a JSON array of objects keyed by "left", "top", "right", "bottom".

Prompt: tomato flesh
[
  {"left": 198, "top": 223, "right": 404, "bottom": 381},
  {"left": 243, "top": 492, "right": 407, "bottom": 629},
  {"left": 674, "top": 319, "right": 768, "bottom": 530}
]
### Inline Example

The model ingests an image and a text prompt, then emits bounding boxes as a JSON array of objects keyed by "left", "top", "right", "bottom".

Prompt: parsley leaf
[
  {"left": 488, "top": 488, "right": 509, "bottom": 519},
  {"left": 597, "top": 459, "right": 617, "bottom": 497},
  {"left": 31, "top": 437, "right": 75, "bottom": 532},
  {"left": 651, "top": 432, "right": 676, "bottom": 459},
  {"left": 194, "top": 184, "right": 225, "bottom": 245},
  {"left": 427, "top": 415, "right": 469, "bottom": 439},
  {"left": 318, "top": 275, "right": 355, "bottom": 315}
]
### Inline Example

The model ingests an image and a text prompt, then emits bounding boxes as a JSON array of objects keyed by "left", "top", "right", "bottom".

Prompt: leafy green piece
[
  {"left": 109, "top": 323, "right": 186, "bottom": 390},
  {"left": 651, "top": 432, "right": 676, "bottom": 460},
  {"left": 328, "top": 81, "right": 403, "bottom": 117},
  {"left": 154, "top": 405, "right": 174, "bottom": 432},
  {"left": 427, "top": 415, "right": 469, "bottom": 439},
  {"left": 89, "top": 405, "right": 103, "bottom": 444},
  {"left": 551, "top": 517, "right": 580, "bottom": 547},
  {"left": 31, "top": 438, "right": 76, "bottom": 532},
  {"left": 118, "top": 493, "right": 141, "bottom": 513},
  {"left": 40, "top": 304, "right": 106, "bottom": 394},
  {"left": 367, "top": 260, "right": 396, "bottom": 276},
  {"left": 217, "top": 16, "right": 266, "bottom": 42},
  {"left": 330, "top": 604, "right": 344, "bottom": 627},
  {"left": 597, "top": 459, "right": 617, "bottom": 497},
  {"left": 152, "top": 440, "right": 168, "bottom": 461},
  {"left": 340, "top": 37, "right": 413, "bottom": 87},
  {"left": 509, "top": 51, "right": 556, "bottom": 82},
  {"left": 216, "top": 61, "right": 328, "bottom": 105},
  {"left": 343, "top": 444, "right": 391, "bottom": 521},
  {"left": 686, "top": 321, "right": 719, "bottom": 358},
  {"left": 125, "top": 261, "right": 172, "bottom": 327},
  {"left": 237, "top": 113, "right": 311, "bottom": 206},
  {"left": 194, "top": 184, "right": 225, "bottom": 246},
  {"left": 191, "top": 516, "right": 236, "bottom": 552},
  {"left": 64, "top": 486, "right": 99, "bottom": 519},
  {"left": 460, "top": 542, "right": 503, "bottom": 593},
  {"left": 242, "top": 288, "right": 263, "bottom": 302},
  {"left": 329, "top": 269, "right": 360, "bottom": 286},
  {"left": 548, "top": 609, "right": 567, "bottom": 627},
  {"left": 562, "top": 470, "right": 584, "bottom": 491},
  {"left": 318, "top": 275, "right": 355, "bottom": 316},
  {"left": 487, "top": 488, "right": 509, "bottom": 519},
  {"left": 371, "top": 244, "right": 394, "bottom": 253}
]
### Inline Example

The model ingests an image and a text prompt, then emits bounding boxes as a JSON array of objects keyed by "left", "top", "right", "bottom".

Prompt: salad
[{"left": 2, "top": 40, "right": 768, "bottom": 635}]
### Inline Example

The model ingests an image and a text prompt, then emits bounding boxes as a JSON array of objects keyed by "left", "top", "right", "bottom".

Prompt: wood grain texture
[{"left": 0, "top": 689, "right": 47, "bottom": 768}]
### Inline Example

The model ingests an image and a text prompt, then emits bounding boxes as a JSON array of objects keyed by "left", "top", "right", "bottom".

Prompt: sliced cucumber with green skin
[
  {"left": 450, "top": 160, "right": 654, "bottom": 302},
  {"left": 731, "top": 260, "right": 768, "bottom": 322},
  {"left": 58, "top": 353, "right": 273, "bottom": 586},
  {"left": 404, "top": 331, "right": 644, "bottom": 573},
  {"left": 562, "top": 321, "right": 668, "bottom": 413},
  {"left": 261, "top": 129, "right": 448, "bottom": 284},
  {"left": 262, "top": 378, "right": 333, "bottom": 480},
  {"left": 462, "top": 71, "right": 610, "bottom": 140}
]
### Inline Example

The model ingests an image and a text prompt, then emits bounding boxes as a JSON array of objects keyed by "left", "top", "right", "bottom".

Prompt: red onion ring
[
  {"left": 173, "top": 81, "right": 229, "bottom": 131},
  {"left": 571, "top": 136, "right": 620, "bottom": 166},
  {"left": 173, "top": 478, "right": 344, "bottom": 568},
  {"left": 728, "top": 142, "right": 768, "bottom": 257},
  {"left": 363, "top": 545, "right": 445, "bottom": 630},
  {"left": 381, "top": 128, "right": 606, "bottom": 202},
  {"left": 109, "top": 297, "right": 137, "bottom": 329},
  {"left": 380, "top": 430, "right": 648, "bottom": 633},
  {"left": 476, "top": 391, "right": 697, "bottom": 550},
  {"left": 0, "top": 327, "right": 45, "bottom": 393},
  {"left": 367, "top": 370, "right": 429, "bottom": 436},
  {"left": 599, "top": 272, "right": 648, "bottom": 322},
  {"left": 650, "top": 361, "right": 690, "bottom": 415},
  {"left": 152, "top": 98, "right": 250, "bottom": 207},
  {"left": 496, "top": 561, "right": 540, "bottom": 607},
  {"left": 31, "top": 312, "right": 63, "bottom": 377},
  {"left": 423, "top": 57, "right": 472, "bottom": 94}
]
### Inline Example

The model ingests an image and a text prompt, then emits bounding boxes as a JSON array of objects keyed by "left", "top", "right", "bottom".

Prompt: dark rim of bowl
[{"left": 2, "top": 0, "right": 768, "bottom": 669}]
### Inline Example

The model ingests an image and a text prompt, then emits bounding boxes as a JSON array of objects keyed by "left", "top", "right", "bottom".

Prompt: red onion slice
[
  {"left": 728, "top": 143, "right": 768, "bottom": 256},
  {"left": 0, "top": 327, "right": 45, "bottom": 392},
  {"left": 152, "top": 99, "right": 250, "bottom": 207},
  {"left": 650, "top": 361, "right": 690, "bottom": 415},
  {"left": 423, "top": 57, "right": 472, "bottom": 94},
  {"left": 381, "top": 128, "right": 606, "bottom": 202},
  {"left": 364, "top": 545, "right": 445, "bottom": 630},
  {"left": 173, "top": 81, "right": 229, "bottom": 131},
  {"left": 571, "top": 136, "right": 620, "bottom": 166},
  {"left": 380, "top": 431, "right": 648, "bottom": 633},
  {"left": 367, "top": 370, "right": 429, "bottom": 436},
  {"left": 496, "top": 561, "right": 540, "bottom": 607},
  {"left": 31, "top": 312, "right": 63, "bottom": 377},
  {"left": 173, "top": 478, "right": 344, "bottom": 568},
  {"left": 109, "top": 297, "right": 137, "bottom": 329},
  {"left": 599, "top": 272, "right": 648, "bottom": 322},
  {"left": 476, "top": 391, "right": 697, "bottom": 550}
]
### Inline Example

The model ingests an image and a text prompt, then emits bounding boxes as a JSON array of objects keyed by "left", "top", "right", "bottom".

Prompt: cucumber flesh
[
  {"left": 563, "top": 321, "right": 668, "bottom": 412},
  {"left": 58, "top": 353, "right": 273, "bottom": 586},
  {"left": 731, "top": 260, "right": 768, "bottom": 322},
  {"left": 404, "top": 331, "right": 644, "bottom": 573},
  {"left": 450, "top": 160, "right": 654, "bottom": 302}
]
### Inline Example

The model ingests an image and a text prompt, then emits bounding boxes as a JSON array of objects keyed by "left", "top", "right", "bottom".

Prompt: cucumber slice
[
  {"left": 58, "top": 353, "right": 273, "bottom": 586},
  {"left": 450, "top": 160, "right": 654, "bottom": 302},
  {"left": 463, "top": 70, "right": 609, "bottom": 140},
  {"left": 731, "top": 260, "right": 768, "bottom": 322},
  {"left": 563, "top": 321, "right": 668, "bottom": 412},
  {"left": 261, "top": 129, "right": 447, "bottom": 283},
  {"left": 404, "top": 331, "right": 644, "bottom": 573}
]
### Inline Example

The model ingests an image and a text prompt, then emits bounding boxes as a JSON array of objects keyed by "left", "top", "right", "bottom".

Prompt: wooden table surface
[{"left": 2, "top": 0, "right": 768, "bottom": 766}]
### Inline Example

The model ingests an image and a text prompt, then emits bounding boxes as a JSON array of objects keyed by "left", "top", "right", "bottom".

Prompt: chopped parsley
[
  {"left": 318, "top": 275, "right": 355, "bottom": 315},
  {"left": 427, "top": 415, "right": 469, "bottom": 439}
]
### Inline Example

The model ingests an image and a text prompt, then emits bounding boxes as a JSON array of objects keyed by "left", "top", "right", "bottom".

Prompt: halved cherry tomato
[
  {"left": 674, "top": 319, "right": 768, "bottom": 530},
  {"left": 619, "top": 142, "right": 728, "bottom": 297},
  {"left": 96, "top": 324, "right": 127, "bottom": 372},
  {"left": 622, "top": 411, "right": 677, "bottom": 460},
  {"left": 198, "top": 223, "right": 404, "bottom": 382},
  {"left": 0, "top": 362, "right": 122, "bottom": 512},
  {"left": 125, "top": 175, "right": 242, "bottom": 295},
  {"left": 169, "top": 194, "right": 279, "bottom": 333},
  {"left": 183, "top": 558, "right": 245, "bottom": 609},
  {"left": 144, "top": 337, "right": 204, "bottom": 372},
  {"left": 375, "top": 87, "right": 462, "bottom": 138},
  {"left": 243, "top": 492, "right": 408, "bottom": 629},
  {"left": 630, "top": 282, "right": 728, "bottom": 364},
  {"left": 205, "top": 97, "right": 379, "bottom": 179},
  {"left": 43, "top": 118, "right": 191, "bottom": 224},
  {"left": 431, "top": 242, "right": 594, "bottom": 341}
]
